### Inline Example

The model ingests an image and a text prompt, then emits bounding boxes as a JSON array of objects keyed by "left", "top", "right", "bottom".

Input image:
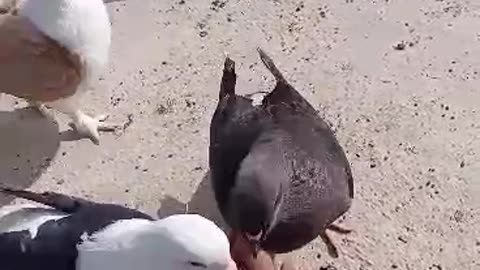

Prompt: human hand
[{"left": 229, "top": 231, "right": 296, "bottom": 270}]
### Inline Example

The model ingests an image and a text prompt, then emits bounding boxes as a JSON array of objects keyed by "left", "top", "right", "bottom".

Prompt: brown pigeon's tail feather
[
  {"left": 0, "top": 187, "right": 85, "bottom": 213},
  {"left": 257, "top": 48, "right": 287, "bottom": 84},
  {"left": 220, "top": 56, "right": 237, "bottom": 99}
]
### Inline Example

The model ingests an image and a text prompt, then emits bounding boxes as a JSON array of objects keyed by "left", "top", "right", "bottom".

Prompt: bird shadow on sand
[
  {"left": 0, "top": 108, "right": 61, "bottom": 206},
  {"left": 157, "top": 171, "right": 228, "bottom": 230}
]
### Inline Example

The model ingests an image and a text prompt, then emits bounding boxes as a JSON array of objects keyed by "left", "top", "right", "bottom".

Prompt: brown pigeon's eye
[{"left": 188, "top": 261, "right": 207, "bottom": 268}]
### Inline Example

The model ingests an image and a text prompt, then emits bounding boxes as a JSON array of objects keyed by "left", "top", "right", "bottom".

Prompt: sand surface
[{"left": 1, "top": 0, "right": 479, "bottom": 269}]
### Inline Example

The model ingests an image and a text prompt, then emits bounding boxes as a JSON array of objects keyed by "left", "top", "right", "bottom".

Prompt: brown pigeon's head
[
  {"left": 222, "top": 122, "right": 289, "bottom": 257},
  {"left": 225, "top": 158, "right": 285, "bottom": 257},
  {"left": 226, "top": 192, "right": 271, "bottom": 255}
]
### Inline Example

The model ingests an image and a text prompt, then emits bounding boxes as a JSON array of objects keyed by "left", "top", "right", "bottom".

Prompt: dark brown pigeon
[{"left": 209, "top": 48, "right": 354, "bottom": 259}]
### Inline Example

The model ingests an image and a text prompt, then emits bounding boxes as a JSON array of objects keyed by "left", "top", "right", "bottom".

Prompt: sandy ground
[{"left": 1, "top": 0, "right": 479, "bottom": 269}]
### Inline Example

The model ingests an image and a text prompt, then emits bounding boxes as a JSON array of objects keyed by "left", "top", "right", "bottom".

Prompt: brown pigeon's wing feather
[{"left": 0, "top": 14, "right": 82, "bottom": 102}]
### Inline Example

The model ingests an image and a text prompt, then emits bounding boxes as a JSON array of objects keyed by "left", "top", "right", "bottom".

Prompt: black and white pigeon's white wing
[{"left": 0, "top": 187, "right": 154, "bottom": 270}]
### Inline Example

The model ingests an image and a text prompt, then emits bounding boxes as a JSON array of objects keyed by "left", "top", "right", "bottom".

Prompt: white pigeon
[
  {"left": 0, "top": 187, "right": 237, "bottom": 270},
  {"left": 0, "top": 0, "right": 117, "bottom": 144}
]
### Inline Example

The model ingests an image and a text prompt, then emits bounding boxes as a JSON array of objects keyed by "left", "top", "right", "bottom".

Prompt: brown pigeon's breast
[{"left": 0, "top": 14, "right": 82, "bottom": 102}]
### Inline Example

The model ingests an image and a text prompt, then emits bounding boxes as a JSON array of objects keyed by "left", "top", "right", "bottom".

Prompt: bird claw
[
  {"left": 95, "top": 114, "right": 118, "bottom": 132},
  {"left": 319, "top": 224, "right": 353, "bottom": 258},
  {"left": 29, "top": 102, "right": 54, "bottom": 120},
  {"left": 70, "top": 113, "right": 120, "bottom": 145}
]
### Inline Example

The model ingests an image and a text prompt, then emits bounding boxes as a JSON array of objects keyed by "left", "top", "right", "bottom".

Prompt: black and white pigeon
[
  {"left": 209, "top": 49, "right": 354, "bottom": 259},
  {"left": 0, "top": 187, "right": 237, "bottom": 270}
]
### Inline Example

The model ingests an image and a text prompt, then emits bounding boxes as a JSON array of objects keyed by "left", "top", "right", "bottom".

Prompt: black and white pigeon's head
[{"left": 77, "top": 214, "right": 237, "bottom": 270}]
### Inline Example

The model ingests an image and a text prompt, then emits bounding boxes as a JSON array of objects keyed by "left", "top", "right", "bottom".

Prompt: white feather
[
  {"left": 77, "top": 214, "right": 236, "bottom": 270},
  {"left": 0, "top": 205, "right": 236, "bottom": 270},
  {"left": 17, "top": 0, "right": 112, "bottom": 83},
  {"left": 250, "top": 92, "right": 267, "bottom": 106}
]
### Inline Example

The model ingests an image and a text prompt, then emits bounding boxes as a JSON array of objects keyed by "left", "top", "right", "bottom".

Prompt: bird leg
[
  {"left": 319, "top": 231, "right": 339, "bottom": 258},
  {"left": 327, "top": 224, "right": 352, "bottom": 234},
  {"left": 28, "top": 101, "right": 54, "bottom": 119},
  {"left": 279, "top": 259, "right": 296, "bottom": 270},
  {"left": 319, "top": 224, "right": 353, "bottom": 258},
  {"left": 69, "top": 110, "right": 118, "bottom": 145},
  {"left": 27, "top": 98, "right": 118, "bottom": 144}
]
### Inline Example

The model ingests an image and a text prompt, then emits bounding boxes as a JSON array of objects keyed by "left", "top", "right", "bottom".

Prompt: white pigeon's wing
[{"left": 0, "top": 14, "right": 82, "bottom": 102}]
